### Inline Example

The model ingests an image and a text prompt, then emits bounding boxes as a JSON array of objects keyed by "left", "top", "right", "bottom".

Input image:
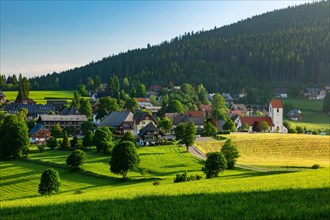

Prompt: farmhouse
[
  {"left": 303, "top": 88, "right": 326, "bottom": 100},
  {"left": 239, "top": 88, "right": 247, "bottom": 98},
  {"left": 237, "top": 100, "right": 287, "bottom": 133},
  {"left": 46, "top": 99, "right": 67, "bottom": 112},
  {"left": 148, "top": 84, "right": 162, "bottom": 96},
  {"left": 134, "top": 113, "right": 158, "bottom": 133},
  {"left": 273, "top": 88, "right": 288, "bottom": 98},
  {"left": 98, "top": 111, "right": 134, "bottom": 133},
  {"left": 287, "top": 109, "right": 303, "bottom": 121},
  {"left": 5, "top": 103, "right": 56, "bottom": 120},
  {"left": 137, "top": 123, "right": 164, "bottom": 146},
  {"left": 29, "top": 123, "right": 51, "bottom": 144},
  {"left": 37, "top": 115, "right": 88, "bottom": 134}
]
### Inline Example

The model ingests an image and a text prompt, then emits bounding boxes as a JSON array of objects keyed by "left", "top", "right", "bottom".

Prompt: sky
[{"left": 0, "top": 0, "right": 313, "bottom": 78}]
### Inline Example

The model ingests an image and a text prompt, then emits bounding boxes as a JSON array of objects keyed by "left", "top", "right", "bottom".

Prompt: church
[{"left": 237, "top": 100, "right": 288, "bottom": 133}]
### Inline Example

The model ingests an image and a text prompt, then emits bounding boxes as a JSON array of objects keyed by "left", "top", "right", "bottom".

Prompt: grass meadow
[
  {"left": 3, "top": 91, "right": 74, "bottom": 104},
  {"left": 195, "top": 133, "right": 330, "bottom": 168},
  {"left": 282, "top": 98, "right": 329, "bottom": 130},
  {"left": 1, "top": 142, "right": 329, "bottom": 219}
]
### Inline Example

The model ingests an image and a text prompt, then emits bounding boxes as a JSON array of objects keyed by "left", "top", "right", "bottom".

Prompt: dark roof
[
  {"left": 29, "top": 123, "right": 49, "bottom": 135},
  {"left": 287, "top": 109, "right": 302, "bottom": 116},
  {"left": 134, "top": 113, "right": 157, "bottom": 124},
  {"left": 217, "top": 120, "right": 226, "bottom": 131},
  {"left": 173, "top": 114, "right": 192, "bottom": 126},
  {"left": 5, "top": 103, "right": 55, "bottom": 115},
  {"left": 240, "top": 88, "right": 247, "bottom": 95},
  {"left": 98, "top": 111, "right": 133, "bottom": 127},
  {"left": 138, "top": 123, "right": 164, "bottom": 137},
  {"left": 240, "top": 116, "right": 274, "bottom": 127},
  {"left": 60, "top": 107, "right": 80, "bottom": 115},
  {"left": 39, "top": 115, "right": 88, "bottom": 122},
  {"left": 273, "top": 88, "right": 288, "bottom": 94},
  {"left": 191, "top": 117, "right": 204, "bottom": 126},
  {"left": 230, "top": 104, "right": 247, "bottom": 111}
]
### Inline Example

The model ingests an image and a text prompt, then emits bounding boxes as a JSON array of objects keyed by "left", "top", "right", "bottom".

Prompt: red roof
[
  {"left": 270, "top": 100, "right": 282, "bottom": 108},
  {"left": 186, "top": 111, "right": 204, "bottom": 118},
  {"left": 230, "top": 110, "right": 244, "bottom": 116},
  {"left": 199, "top": 104, "right": 212, "bottom": 112},
  {"left": 135, "top": 98, "right": 150, "bottom": 102},
  {"left": 148, "top": 85, "right": 162, "bottom": 93},
  {"left": 240, "top": 116, "right": 274, "bottom": 127}
]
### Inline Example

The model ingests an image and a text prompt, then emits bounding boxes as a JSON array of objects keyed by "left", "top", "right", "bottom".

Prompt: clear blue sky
[{"left": 0, "top": 0, "right": 312, "bottom": 78}]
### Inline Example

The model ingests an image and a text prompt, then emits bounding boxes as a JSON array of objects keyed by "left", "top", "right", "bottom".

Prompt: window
[{"left": 277, "top": 108, "right": 279, "bottom": 113}]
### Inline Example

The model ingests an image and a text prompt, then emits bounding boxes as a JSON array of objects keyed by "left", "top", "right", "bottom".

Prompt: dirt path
[{"left": 189, "top": 146, "right": 270, "bottom": 172}]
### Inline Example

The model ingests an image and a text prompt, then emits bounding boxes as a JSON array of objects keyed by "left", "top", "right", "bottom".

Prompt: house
[
  {"left": 137, "top": 123, "right": 164, "bottom": 146},
  {"left": 325, "top": 84, "right": 330, "bottom": 91},
  {"left": 60, "top": 107, "right": 80, "bottom": 115},
  {"left": 239, "top": 88, "right": 247, "bottom": 98},
  {"left": 199, "top": 104, "right": 212, "bottom": 115},
  {"left": 37, "top": 115, "right": 88, "bottom": 134},
  {"left": 141, "top": 105, "right": 162, "bottom": 113},
  {"left": 29, "top": 123, "right": 51, "bottom": 144},
  {"left": 148, "top": 84, "right": 162, "bottom": 96},
  {"left": 186, "top": 111, "right": 205, "bottom": 131},
  {"left": 287, "top": 109, "right": 303, "bottom": 121},
  {"left": 46, "top": 99, "right": 67, "bottom": 112},
  {"left": 304, "top": 88, "right": 326, "bottom": 100},
  {"left": 97, "top": 111, "right": 134, "bottom": 133},
  {"left": 0, "top": 90, "right": 6, "bottom": 104},
  {"left": 237, "top": 100, "right": 287, "bottom": 133},
  {"left": 136, "top": 98, "right": 153, "bottom": 109},
  {"left": 134, "top": 113, "right": 158, "bottom": 133},
  {"left": 222, "top": 93, "right": 234, "bottom": 104},
  {"left": 230, "top": 104, "right": 249, "bottom": 116},
  {"left": 5, "top": 103, "right": 56, "bottom": 120},
  {"left": 273, "top": 88, "right": 288, "bottom": 98}
]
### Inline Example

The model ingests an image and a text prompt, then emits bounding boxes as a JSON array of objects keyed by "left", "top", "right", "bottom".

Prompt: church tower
[{"left": 269, "top": 100, "right": 287, "bottom": 133}]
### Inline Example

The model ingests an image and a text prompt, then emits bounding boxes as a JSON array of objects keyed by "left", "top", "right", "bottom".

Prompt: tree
[
  {"left": 241, "top": 123, "right": 249, "bottom": 132},
  {"left": 223, "top": 118, "right": 236, "bottom": 132},
  {"left": 83, "top": 130, "right": 94, "bottom": 147},
  {"left": 51, "top": 124, "right": 62, "bottom": 138},
  {"left": 110, "top": 141, "right": 140, "bottom": 180},
  {"left": 86, "top": 77, "right": 94, "bottom": 91},
  {"left": 60, "top": 131, "right": 71, "bottom": 150},
  {"left": 158, "top": 117, "right": 172, "bottom": 133},
  {"left": 77, "top": 84, "right": 89, "bottom": 96},
  {"left": 252, "top": 121, "right": 261, "bottom": 132},
  {"left": 247, "top": 88, "right": 258, "bottom": 104},
  {"left": 93, "top": 127, "right": 112, "bottom": 152},
  {"left": 175, "top": 122, "right": 196, "bottom": 151},
  {"left": 38, "top": 168, "right": 61, "bottom": 195},
  {"left": 121, "top": 131, "right": 136, "bottom": 143},
  {"left": 0, "top": 114, "right": 29, "bottom": 159},
  {"left": 66, "top": 149, "right": 86, "bottom": 170},
  {"left": 46, "top": 137, "right": 58, "bottom": 149},
  {"left": 204, "top": 121, "right": 217, "bottom": 136},
  {"left": 17, "top": 108, "right": 28, "bottom": 120},
  {"left": 135, "top": 83, "right": 147, "bottom": 97},
  {"left": 71, "top": 91, "right": 80, "bottom": 109},
  {"left": 96, "top": 97, "right": 120, "bottom": 119},
  {"left": 124, "top": 98, "right": 138, "bottom": 113},
  {"left": 197, "top": 84, "right": 209, "bottom": 104},
  {"left": 80, "top": 121, "right": 93, "bottom": 135},
  {"left": 323, "top": 93, "right": 330, "bottom": 112},
  {"left": 260, "top": 121, "right": 269, "bottom": 132},
  {"left": 202, "top": 152, "right": 227, "bottom": 178},
  {"left": 16, "top": 77, "right": 30, "bottom": 101},
  {"left": 220, "top": 139, "right": 240, "bottom": 169},
  {"left": 108, "top": 74, "right": 120, "bottom": 100},
  {"left": 79, "top": 98, "right": 93, "bottom": 119},
  {"left": 70, "top": 136, "right": 80, "bottom": 148},
  {"left": 211, "top": 93, "right": 227, "bottom": 120},
  {"left": 167, "top": 100, "right": 184, "bottom": 113}
]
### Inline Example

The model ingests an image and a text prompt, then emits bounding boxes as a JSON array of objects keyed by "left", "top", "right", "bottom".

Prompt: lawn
[
  {"left": 282, "top": 98, "right": 329, "bottom": 130},
  {"left": 195, "top": 133, "right": 330, "bottom": 168},
  {"left": 3, "top": 91, "right": 75, "bottom": 104},
  {"left": 1, "top": 144, "right": 329, "bottom": 219}
]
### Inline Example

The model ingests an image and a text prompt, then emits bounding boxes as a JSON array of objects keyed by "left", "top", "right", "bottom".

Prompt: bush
[
  {"left": 174, "top": 172, "right": 203, "bottom": 183},
  {"left": 37, "top": 144, "right": 45, "bottom": 152},
  {"left": 288, "top": 128, "right": 297, "bottom": 134},
  {"left": 103, "top": 142, "right": 115, "bottom": 155},
  {"left": 311, "top": 164, "right": 320, "bottom": 169},
  {"left": 46, "top": 137, "right": 58, "bottom": 149},
  {"left": 66, "top": 149, "right": 86, "bottom": 170},
  {"left": 153, "top": 181, "right": 160, "bottom": 186},
  {"left": 312, "top": 130, "right": 319, "bottom": 135},
  {"left": 38, "top": 168, "right": 61, "bottom": 195}
]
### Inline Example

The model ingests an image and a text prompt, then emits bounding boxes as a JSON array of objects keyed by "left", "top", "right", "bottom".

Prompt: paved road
[{"left": 189, "top": 146, "right": 270, "bottom": 172}]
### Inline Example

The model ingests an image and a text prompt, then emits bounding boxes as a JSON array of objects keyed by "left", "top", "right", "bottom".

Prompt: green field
[
  {"left": 3, "top": 91, "right": 74, "bottom": 104},
  {"left": 282, "top": 98, "right": 330, "bottom": 130},
  {"left": 1, "top": 143, "right": 329, "bottom": 219}
]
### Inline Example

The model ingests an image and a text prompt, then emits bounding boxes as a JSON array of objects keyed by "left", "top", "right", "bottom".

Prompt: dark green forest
[{"left": 7, "top": 1, "right": 330, "bottom": 93}]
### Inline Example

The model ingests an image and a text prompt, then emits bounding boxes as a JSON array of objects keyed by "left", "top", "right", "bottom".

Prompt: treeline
[{"left": 7, "top": 1, "right": 330, "bottom": 93}]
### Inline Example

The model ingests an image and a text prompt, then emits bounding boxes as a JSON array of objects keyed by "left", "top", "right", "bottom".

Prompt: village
[{"left": 0, "top": 81, "right": 329, "bottom": 146}]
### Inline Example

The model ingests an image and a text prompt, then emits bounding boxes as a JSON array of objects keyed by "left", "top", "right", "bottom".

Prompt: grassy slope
[
  {"left": 3, "top": 91, "right": 74, "bottom": 104},
  {"left": 1, "top": 145, "right": 329, "bottom": 219},
  {"left": 195, "top": 133, "right": 330, "bottom": 168},
  {"left": 282, "top": 98, "right": 330, "bottom": 130}
]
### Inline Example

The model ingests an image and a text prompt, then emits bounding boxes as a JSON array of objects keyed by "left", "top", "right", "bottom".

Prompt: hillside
[{"left": 29, "top": 1, "right": 329, "bottom": 92}]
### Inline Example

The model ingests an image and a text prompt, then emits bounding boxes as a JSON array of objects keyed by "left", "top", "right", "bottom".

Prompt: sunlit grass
[{"left": 3, "top": 91, "right": 75, "bottom": 104}]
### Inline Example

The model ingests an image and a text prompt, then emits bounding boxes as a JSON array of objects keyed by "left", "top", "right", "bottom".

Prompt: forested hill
[{"left": 30, "top": 1, "right": 329, "bottom": 92}]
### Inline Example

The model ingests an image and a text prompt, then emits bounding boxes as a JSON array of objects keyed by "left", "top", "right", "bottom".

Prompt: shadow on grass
[{"left": 2, "top": 188, "right": 329, "bottom": 220}]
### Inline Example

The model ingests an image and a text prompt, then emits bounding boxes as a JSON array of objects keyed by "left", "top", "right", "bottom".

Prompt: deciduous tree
[
  {"left": 202, "top": 152, "right": 227, "bottom": 178},
  {"left": 38, "top": 168, "right": 61, "bottom": 195},
  {"left": 220, "top": 139, "right": 240, "bottom": 169}
]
